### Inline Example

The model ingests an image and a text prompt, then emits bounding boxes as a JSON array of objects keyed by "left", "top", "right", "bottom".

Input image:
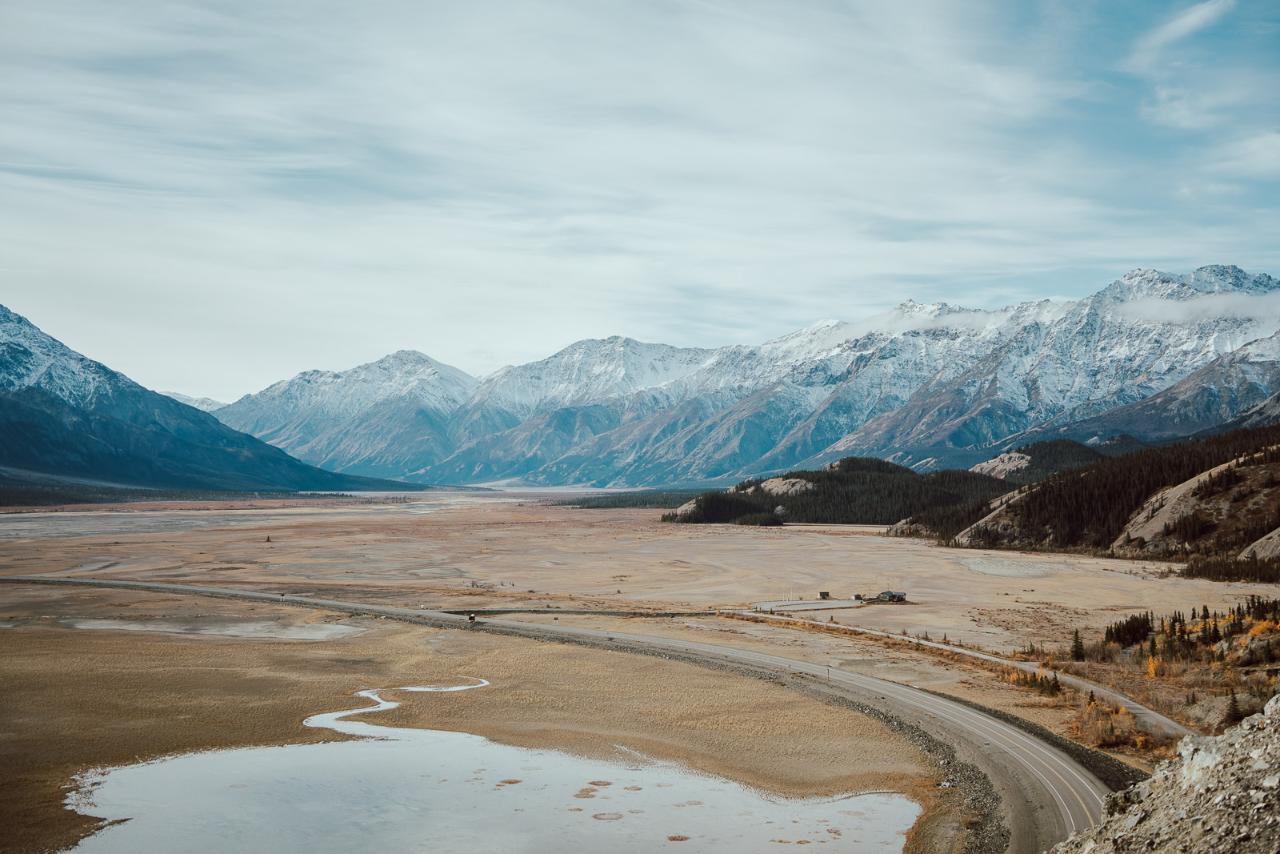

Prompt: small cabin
[{"left": 819, "top": 591, "right": 831, "bottom": 600}]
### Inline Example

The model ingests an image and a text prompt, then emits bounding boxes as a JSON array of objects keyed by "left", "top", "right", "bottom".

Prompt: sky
[{"left": 2, "top": 1, "right": 1278, "bottom": 401}]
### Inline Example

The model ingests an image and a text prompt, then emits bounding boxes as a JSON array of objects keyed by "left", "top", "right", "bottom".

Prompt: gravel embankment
[{"left": 1051, "top": 693, "right": 1280, "bottom": 853}]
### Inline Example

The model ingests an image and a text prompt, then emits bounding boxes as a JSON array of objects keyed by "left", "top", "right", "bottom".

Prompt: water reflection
[{"left": 66, "top": 681, "right": 920, "bottom": 853}]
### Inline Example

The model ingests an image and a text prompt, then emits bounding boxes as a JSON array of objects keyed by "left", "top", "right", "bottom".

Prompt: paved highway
[
  {"left": 743, "top": 610, "right": 1194, "bottom": 739},
  {"left": 2, "top": 576, "right": 1113, "bottom": 852}
]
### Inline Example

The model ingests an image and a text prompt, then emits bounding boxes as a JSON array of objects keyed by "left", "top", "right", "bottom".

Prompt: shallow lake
[{"left": 65, "top": 680, "right": 921, "bottom": 853}]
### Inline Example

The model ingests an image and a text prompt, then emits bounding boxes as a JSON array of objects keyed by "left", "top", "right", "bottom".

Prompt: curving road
[
  {"left": 742, "top": 610, "right": 1194, "bottom": 739},
  {"left": 1, "top": 576, "right": 1111, "bottom": 853}
]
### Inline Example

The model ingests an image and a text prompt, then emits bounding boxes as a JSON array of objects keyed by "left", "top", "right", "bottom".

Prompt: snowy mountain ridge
[
  {"left": 215, "top": 349, "right": 482, "bottom": 479},
  {"left": 211, "top": 265, "right": 1280, "bottom": 486},
  {"left": 468, "top": 336, "right": 718, "bottom": 415},
  {"left": 228, "top": 349, "right": 478, "bottom": 418}
]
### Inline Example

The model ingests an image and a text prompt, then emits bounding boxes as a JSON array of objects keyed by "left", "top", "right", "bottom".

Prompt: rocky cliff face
[{"left": 1050, "top": 694, "right": 1280, "bottom": 854}]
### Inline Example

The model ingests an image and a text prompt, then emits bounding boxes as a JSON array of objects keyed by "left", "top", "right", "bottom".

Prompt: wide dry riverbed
[
  {"left": 6, "top": 493, "right": 1220, "bottom": 852},
  {"left": 2, "top": 495, "right": 1269, "bottom": 654}
]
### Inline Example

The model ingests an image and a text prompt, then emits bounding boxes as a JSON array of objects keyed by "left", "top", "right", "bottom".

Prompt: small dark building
[
  {"left": 819, "top": 591, "right": 831, "bottom": 600},
  {"left": 879, "top": 591, "right": 907, "bottom": 602}
]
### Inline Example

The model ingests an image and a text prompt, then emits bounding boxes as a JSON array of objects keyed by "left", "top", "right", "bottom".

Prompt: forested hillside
[
  {"left": 957, "top": 424, "right": 1280, "bottom": 580},
  {"left": 664, "top": 457, "right": 1010, "bottom": 527},
  {"left": 902, "top": 438, "right": 1135, "bottom": 538}
]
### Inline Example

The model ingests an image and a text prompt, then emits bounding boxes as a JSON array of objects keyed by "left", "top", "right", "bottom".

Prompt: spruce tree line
[{"left": 1183, "top": 555, "right": 1280, "bottom": 583}]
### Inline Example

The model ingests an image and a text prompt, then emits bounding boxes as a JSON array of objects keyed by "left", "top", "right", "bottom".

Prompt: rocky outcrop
[
  {"left": 1051, "top": 694, "right": 1280, "bottom": 854},
  {"left": 754, "top": 477, "right": 814, "bottom": 497},
  {"left": 957, "top": 432, "right": 1280, "bottom": 558},
  {"left": 970, "top": 451, "right": 1031, "bottom": 479},
  {"left": 1109, "top": 446, "right": 1280, "bottom": 557},
  {"left": 669, "top": 499, "right": 699, "bottom": 520}
]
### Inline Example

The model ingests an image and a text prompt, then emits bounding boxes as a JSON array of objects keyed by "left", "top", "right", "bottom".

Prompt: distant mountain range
[
  {"left": 6, "top": 264, "right": 1280, "bottom": 492},
  {"left": 200, "top": 265, "right": 1280, "bottom": 486},
  {"left": 0, "top": 305, "right": 416, "bottom": 493}
]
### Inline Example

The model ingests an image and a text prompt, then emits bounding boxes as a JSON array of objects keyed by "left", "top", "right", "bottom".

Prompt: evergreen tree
[
  {"left": 1071, "top": 629, "right": 1085, "bottom": 662},
  {"left": 1224, "top": 691, "right": 1243, "bottom": 726}
]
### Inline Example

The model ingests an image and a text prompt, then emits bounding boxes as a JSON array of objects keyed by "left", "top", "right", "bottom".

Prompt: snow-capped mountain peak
[
  {"left": 214, "top": 349, "right": 480, "bottom": 479},
  {"left": 1102, "top": 265, "right": 1279, "bottom": 302},
  {"left": 469, "top": 336, "right": 716, "bottom": 414},
  {"left": 0, "top": 304, "right": 121, "bottom": 407},
  {"left": 227, "top": 350, "right": 477, "bottom": 418},
  {"left": 1186, "top": 264, "right": 1277, "bottom": 294}
]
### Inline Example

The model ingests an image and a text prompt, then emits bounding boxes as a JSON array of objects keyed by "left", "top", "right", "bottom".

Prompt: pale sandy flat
[{"left": 3, "top": 496, "right": 1272, "bottom": 653}]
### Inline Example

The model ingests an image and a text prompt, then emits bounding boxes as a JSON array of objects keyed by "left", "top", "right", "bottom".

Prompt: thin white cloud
[
  {"left": 1210, "top": 132, "right": 1280, "bottom": 179},
  {"left": 1114, "top": 291, "right": 1280, "bottom": 339},
  {"left": 1126, "top": 0, "right": 1236, "bottom": 73},
  {"left": 1140, "top": 74, "right": 1259, "bottom": 129}
]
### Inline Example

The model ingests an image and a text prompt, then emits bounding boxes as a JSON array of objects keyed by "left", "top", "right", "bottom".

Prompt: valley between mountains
[{"left": 5, "top": 264, "right": 1280, "bottom": 854}]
